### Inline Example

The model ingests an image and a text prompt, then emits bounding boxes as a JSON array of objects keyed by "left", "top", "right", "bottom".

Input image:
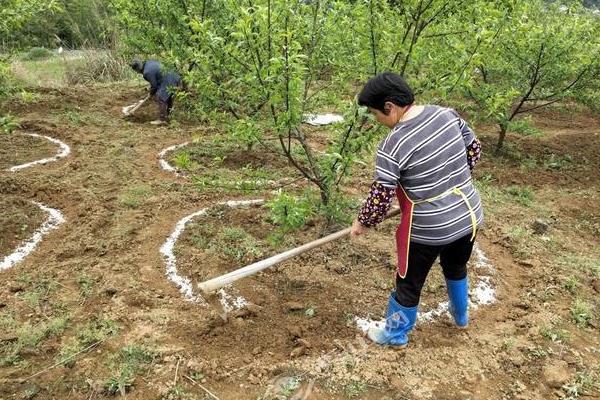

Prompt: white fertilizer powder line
[
  {"left": 159, "top": 199, "right": 264, "bottom": 306},
  {"left": 355, "top": 242, "right": 496, "bottom": 332},
  {"left": 8, "top": 133, "right": 71, "bottom": 172},
  {"left": 158, "top": 142, "right": 190, "bottom": 175},
  {"left": 303, "top": 113, "right": 344, "bottom": 126},
  {"left": 0, "top": 202, "right": 66, "bottom": 271}
]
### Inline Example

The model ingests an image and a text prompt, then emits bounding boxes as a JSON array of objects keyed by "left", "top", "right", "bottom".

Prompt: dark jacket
[{"left": 142, "top": 60, "right": 181, "bottom": 102}]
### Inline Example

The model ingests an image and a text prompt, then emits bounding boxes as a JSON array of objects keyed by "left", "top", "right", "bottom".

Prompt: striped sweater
[{"left": 358, "top": 105, "right": 483, "bottom": 245}]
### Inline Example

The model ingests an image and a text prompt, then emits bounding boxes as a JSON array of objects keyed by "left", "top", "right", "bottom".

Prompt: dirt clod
[
  {"left": 290, "top": 346, "right": 306, "bottom": 358},
  {"left": 542, "top": 361, "right": 572, "bottom": 388},
  {"left": 531, "top": 219, "right": 550, "bottom": 235},
  {"left": 283, "top": 301, "right": 304, "bottom": 312}
]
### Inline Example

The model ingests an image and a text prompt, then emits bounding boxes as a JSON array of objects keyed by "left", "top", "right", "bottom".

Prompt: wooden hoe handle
[{"left": 198, "top": 207, "right": 401, "bottom": 293}]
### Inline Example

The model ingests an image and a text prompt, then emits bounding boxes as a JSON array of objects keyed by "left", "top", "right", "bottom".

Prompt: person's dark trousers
[
  {"left": 158, "top": 96, "right": 174, "bottom": 122},
  {"left": 395, "top": 233, "right": 476, "bottom": 307}
]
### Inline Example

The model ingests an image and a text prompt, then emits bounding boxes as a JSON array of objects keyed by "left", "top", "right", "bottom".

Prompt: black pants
[
  {"left": 158, "top": 96, "right": 174, "bottom": 121},
  {"left": 395, "top": 233, "right": 475, "bottom": 307}
]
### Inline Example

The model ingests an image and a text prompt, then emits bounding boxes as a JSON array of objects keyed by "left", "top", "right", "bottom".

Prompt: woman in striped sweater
[{"left": 350, "top": 72, "right": 483, "bottom": 347}]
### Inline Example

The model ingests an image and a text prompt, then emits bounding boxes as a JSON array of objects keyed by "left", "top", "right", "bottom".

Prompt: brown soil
[
  {"left": 0, "top": 195, "right": 46, "bottom": 258},
  {"left": 0, "top": 131, "right": 61, "bottom": 170},
  {"left": 0, "top": 87, "right": 598, "bottom": 400}
]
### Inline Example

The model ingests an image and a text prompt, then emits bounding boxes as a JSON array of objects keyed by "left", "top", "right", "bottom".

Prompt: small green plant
[
  {"left": 1, "top": 114, "right": 20, "bottom": 134},
  {"left": 500, "top": 338, "right": 515, "bottom": 350},
  {"left": 527, "top": 346, "right": 550, "bottom": 358},
  {"left": 540, "top": 326, "right": 571, "bottom": 343},
  {"left": 105, "top": 368, "right": 135, "bottom": 396},
  {"left": 563, "top": 276, "right": 580, "bottom": 294},
  {"left": 78, "top": 275, "right": 94, "bottom": 298},
  {"left": 18, "top": 90, "right": 40, "bottom": 103},
  {"left": 280, "top": 377, "right": 301, "bottom": 397},
  {"left": 563, "top": 370, "right": 599, "bottom": 400},
  {"left": 544, "top": 153, "right": 573, "bottom": 171},
  {"left": 267, "top": 190, "right": 314, "bottom": 232},
  {"left": 173, "top": 151, "right": 192, "bottom": 170},
  {"left": 222, "top": 227, "right": 248, "bottom": 242},
  {"left": 65, "top": 110, "right": 83, "bottom": 125},
  {"left": 0, "top": 316, "right": 69, "bottom": 367},
  {"left": 557, "top": 254, "right": 600, "bottom": 278},
  {"left": 344, "top": 380, "right": 368, "bottom": 398},
  {"left": 22, "top": 386, "right": 39, "bottom": 399},
  {"left": 506, "top": 185, "right": 534, "bottom": 207},
  {"left": 571, "top": 300, "right": 593, "bottom": 328},
  {"left": 119, "top": 185, "right": 151, "bottom": 209},
  {"left": 57, "top": 317, "right": 119, "bottom": 366}
]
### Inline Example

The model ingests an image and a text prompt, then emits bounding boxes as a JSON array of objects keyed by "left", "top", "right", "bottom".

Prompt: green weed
[
  {"left": 540, "top": 326, "right": 571, "bottom": 343},
  {"left": 507, "top": 117, "right": 544, "bottom": 137},
  {"left": 173, "top": 151, "right": 193, "bottom": 170},
  {"left": 65, "top": 110, "right": 83, "bottom": 125},
  {"left": 563, "top": 276, "right": 580, "bottom": 294},
  {"left": 57, "top": 317, "right": 119, "bottom": 366},
  {"left": 527, "top": 346, "right": 551, "bottom": 358},
  {"left": 571, "top": 300, "right": 593, "bottom": 328},
  {"left": 544, "top": 153, "right": 572, "bottom": 170},
  {"left": 78, "top": 275, "right": 94, "bottom": 298},
  {"left": 0, "top": 316, "right": 69, "bottom": 367},
  {"left": 344, "top": 380, "right": 368, "bottom": 398},
  {"left": 1, "top": 114, "right": 20, "bottom": 134},
  {"left": 506, "top": 186, "right": 534, "bottom": 207},
  {"left": 267, "top": 190, "right": 314, "bottom": 232},
  {"left": 17, "top": 90, "right": 40, "bottom": 103},
  {"left": 280, "top": 377, "right": 301, "bottom": 396},
  {"left": 119, "top": 185, "right": 152, "bottom": 209},
  {"left": 557, "top": 254, "right": 600, "bottom": 277}
]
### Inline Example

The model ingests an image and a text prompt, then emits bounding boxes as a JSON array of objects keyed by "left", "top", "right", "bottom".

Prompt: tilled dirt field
[{"left": 0, "top": 87, "right": 599, "bottom": 400}]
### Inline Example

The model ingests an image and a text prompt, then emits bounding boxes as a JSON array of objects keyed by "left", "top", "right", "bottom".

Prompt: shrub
[
  {"left": 0, "top": 115, "right": 20, "bottom": 134},
  {"left": 267, "top": 190, "right": 314, "bottom": 232},
  {"left": 65, "top": 50, "right": 134, "bottom": 85},
  {"left": 21, "top": 47, "right": 55, "bottom": 61}
]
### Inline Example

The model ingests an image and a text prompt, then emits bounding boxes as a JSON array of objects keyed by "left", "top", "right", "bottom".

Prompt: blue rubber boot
[
  {"left": 446, "top": 277, "right": 469, "bottom": 328},
  {"left": 367, "top": 292, "right": 418, "bottom": 347}
]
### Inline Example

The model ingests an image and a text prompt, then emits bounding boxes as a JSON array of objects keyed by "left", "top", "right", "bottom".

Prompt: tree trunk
[{"left": 496, "top": 123, "right": 508, "bottom": 153}]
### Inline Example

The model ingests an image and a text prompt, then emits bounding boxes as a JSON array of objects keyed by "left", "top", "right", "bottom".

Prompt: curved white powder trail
[
  {"left": 303, "top": 113, "right": 344, "bottom": 126},
  {"left": 158, "top": 142, "right": 190, "bottom": 175},
  {"left": 160, "top": 199, "right": 264, "bottom": 307},
  {"left": 157, "top": 142, "right": 299, "bottom": 189},
  {"left": 8, "top": 133, "right": 70, "bottom": 172},
  {"left": 355, "top": 242, "right": 496, "bottom": 331},
  {"left": 0, "top": 202, "right": 66, "bottom": 271}
]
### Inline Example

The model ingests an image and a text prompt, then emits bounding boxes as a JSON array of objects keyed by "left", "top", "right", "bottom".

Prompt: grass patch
[
  {"left": 15, "top": 276, "right": 59, "bottom": 311},
  {"left": 506, "top": 185, "right": 534, "bottom": 207},
  {"left": 571, "top": 299, "right": 593, "bottom": 329},
  {"left": 543, "top": 153, "right": 573, "bottom": 171},
  {"left": 57, "top": 317, "right": 119, "bottom": 367},
  {"left": 507, "top": 116, "right": 544, "bottom": 137},
  {"left": 344, "top": 380, "right": 368, "bottom": 398},
  {"left": 119, "top": 185, "right": 152, "bottom": 209},
  {"left": 21, "top": 47, "right": 55, "bottom": 61},
  {"left": 557, "top": 254, "right": 600, "bottom": 278},
  {"left": 0, "top": 315, "right": 70, "bottom": 367},
  {"left": 540, "top": 326, "right": 571, "bottom": 343},
  {"left": 104, "top": 345, "right": 156, "bottom": 396},
  {"left": 173, "top": 151, "right": 194, "bottom": 170},
  {"left": 12, "top": 57, "right": 70, "bottom": 87}
]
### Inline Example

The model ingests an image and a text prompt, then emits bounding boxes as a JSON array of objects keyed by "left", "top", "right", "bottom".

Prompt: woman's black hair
[{"left": 358, "top": 72, "right": 414, "bottom": 115}]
